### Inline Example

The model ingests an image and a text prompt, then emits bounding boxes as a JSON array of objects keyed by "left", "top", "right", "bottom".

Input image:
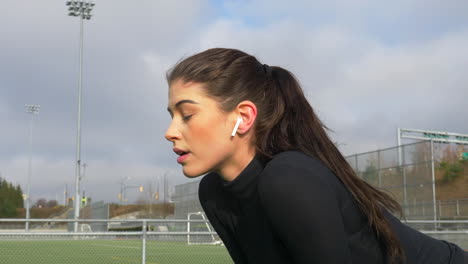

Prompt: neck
[{"left": 218, "top": 145, "right": 256, "bottom": 182}]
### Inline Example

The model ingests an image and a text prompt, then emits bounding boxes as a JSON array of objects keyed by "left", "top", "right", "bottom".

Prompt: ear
[{"left": 235, "top": 101, "right": 257, "bottom": 135}]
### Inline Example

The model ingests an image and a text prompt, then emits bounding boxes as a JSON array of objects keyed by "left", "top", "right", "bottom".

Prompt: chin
[{"left": 182, "top": 166, "right": 207, "bottom": 178}]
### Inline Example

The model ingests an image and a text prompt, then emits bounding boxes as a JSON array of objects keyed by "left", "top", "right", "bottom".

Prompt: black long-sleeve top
[{"left": 199, "top": 151, "right": 467, "bottom": 264}]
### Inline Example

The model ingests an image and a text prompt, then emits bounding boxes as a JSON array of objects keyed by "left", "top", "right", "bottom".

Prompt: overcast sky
[{"left": 1, "top": 0, "right": 467, "bottom": 204}]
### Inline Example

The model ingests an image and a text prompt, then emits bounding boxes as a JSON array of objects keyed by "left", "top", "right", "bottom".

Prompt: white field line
[{"left": 90, "top": 243, "right": 140, "bottom": 249}]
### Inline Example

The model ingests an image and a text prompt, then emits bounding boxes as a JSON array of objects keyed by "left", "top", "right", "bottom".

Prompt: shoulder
[
  {"left": 259, "top": 150, "right": 334, "bottom": 184},
  {"left": 266, "top": 150, "right": 321, "bottom": 165},
  {"left": 258, "top": 151, "right": 336, "bottom": 200}
]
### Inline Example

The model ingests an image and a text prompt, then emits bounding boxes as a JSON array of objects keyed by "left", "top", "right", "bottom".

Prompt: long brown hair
[{"left": 167, "top": 48, "right": 405, "bottom": 264}]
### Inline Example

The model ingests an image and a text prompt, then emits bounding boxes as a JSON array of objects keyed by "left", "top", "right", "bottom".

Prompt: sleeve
[
  {"left": 257, "top": 155, "right": 352, "bottom": 264},
  {"left": 198, "top": 174, "right": 247, "bottom": 264}
]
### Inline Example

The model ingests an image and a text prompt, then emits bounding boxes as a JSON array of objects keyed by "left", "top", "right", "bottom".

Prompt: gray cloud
[
  {"left": 1, "top": 1, "right": 467, "bottom": 203},
  {"left": 0, "top": 0, "right": 209, "bottom": 202},
  {"left": 192, "top": 17, "right": 468, "bottom": 154}
]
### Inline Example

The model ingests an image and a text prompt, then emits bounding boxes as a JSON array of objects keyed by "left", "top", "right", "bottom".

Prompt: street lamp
[
  {"left": 25, "top": 104, "right": 40, "bottom": 231},
  {"left": 118, "top": 177, "right": 144, "bottom": 204},
  {"left": 66, "top": 0, "right": 95, "bottom": 232},
  {"left": 119, "top": 176, "right": 131, "bottom": 204},
  {"left": 123, "top": 185, "right": 144, "bottom": 204}
]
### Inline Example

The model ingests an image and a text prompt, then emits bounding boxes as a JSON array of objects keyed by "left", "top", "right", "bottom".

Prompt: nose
[{"left": 165, "top": 119, "right": 181, "bottom": 142}]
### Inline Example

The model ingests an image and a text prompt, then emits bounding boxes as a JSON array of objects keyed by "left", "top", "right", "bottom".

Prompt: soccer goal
[
  {"left": 187, "top": 212, "right": 222, "bottom": 245},
  {"left": 79, "top": 223, "right": 96, "bottom": 239}
]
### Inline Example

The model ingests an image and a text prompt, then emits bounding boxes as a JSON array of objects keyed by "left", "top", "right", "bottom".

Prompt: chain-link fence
[
  {"left": 5, "top": 140, "right": 463, "bottom": 263},
  {"left": 0, "top": 218, "right": 232, "bottom": 264},
  {"left": 345, "top": 140, "right": 468, "bottom": 221},
  {"left": 172, "top": 141, "right": 468, "bottom": 223},
  {"left": 1, "top": 218, "right": 466, "bottom": 263}
]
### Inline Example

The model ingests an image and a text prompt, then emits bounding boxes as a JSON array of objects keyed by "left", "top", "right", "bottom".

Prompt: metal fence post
[
  {"left": 430, "top": 139, "right": 437, "bottom": 230},
  {"left": 142, "top": 220, "right": 147, "bottom": 264},
  {"left": 74, "top": 219, "right": 79, "bottom": 240},
  {"left": 456, "top": 200, "right": 460, "bottom": 216},
  {"left": 354, "top": 155, "right": 358, "bottom": 176},
  {"left": 439, "top": 200, "right": 442, "bottom": 218},
  {"left": 402, "top": 145, "right": 408, "bottom": 216},
  {"left": 187, "top": 214, "right": 191, "bottom": 244},
  {"left": 377, "top": 149, "right": 381, "bottom": 188}
]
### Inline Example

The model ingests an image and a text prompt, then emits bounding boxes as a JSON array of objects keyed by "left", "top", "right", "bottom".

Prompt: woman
[{"left": 165, "top": 48, "right": 467, "bottom": 264}]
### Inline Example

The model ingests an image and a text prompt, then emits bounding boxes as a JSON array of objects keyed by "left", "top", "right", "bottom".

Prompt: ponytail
[{"left": 265, "top": 65, "right": 405, "bottom": 264}]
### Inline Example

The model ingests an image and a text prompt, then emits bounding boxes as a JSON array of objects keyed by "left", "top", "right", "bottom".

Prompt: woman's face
[{"left": 165, "top": 80, "right": 237, "bottom": 178}]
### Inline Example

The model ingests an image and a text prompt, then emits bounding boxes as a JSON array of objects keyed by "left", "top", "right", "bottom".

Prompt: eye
[{"left": 182, "top": 114, "right": 193, "bottom": 121}]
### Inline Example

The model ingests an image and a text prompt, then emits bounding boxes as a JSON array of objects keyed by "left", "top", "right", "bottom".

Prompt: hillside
[
  {"left": 435, "top": 161, "right": 468, "bottom": 200},
  {"left": 109, "top": 203, "right": 174, "bottom": 218}
]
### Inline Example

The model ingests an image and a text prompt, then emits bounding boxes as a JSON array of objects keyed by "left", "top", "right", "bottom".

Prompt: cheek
[
  {"left": 190, "top": 120, "right": 231, "bottom": 152},
  {"left": 182, "top": 116, "right": 233, "bottom": 175}
]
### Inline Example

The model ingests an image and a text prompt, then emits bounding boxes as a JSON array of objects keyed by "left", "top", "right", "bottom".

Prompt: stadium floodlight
[
  {"left": 25, "top": 104, "right": 40, "bottom": 232},
  {"left": 67, "top": 0, "right": 94, "bottom": 19},
  {"left": 65, "top": 0, "right": 95, "bottom": 233}
]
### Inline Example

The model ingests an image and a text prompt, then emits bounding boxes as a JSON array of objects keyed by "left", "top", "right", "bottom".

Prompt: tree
[
  {"left": 438, "top": 161, "right": 463, "bottom": 183},
  {"left": 14, "top": 185, "right": 24, "bottom": 208},
  {"left": 437, "top": 144, "right": 465, "bottom": 183},
  {"left": 0, "top": 177, "right": 24, "bottom": 217},
  {"left": 34, "top": 198, "right": 47, "bottom": 208},
  {"left": 0, "top": 200, "right": 17, "bottom": 217},
  {"left": 362, "top": 162, "right": 378, "bottom": 186},
  {"left": 46, "top": 200, "right": 58, "bottom": 208}
]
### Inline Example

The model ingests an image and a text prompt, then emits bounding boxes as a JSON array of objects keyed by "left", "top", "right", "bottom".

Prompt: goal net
[{"left": 187, "top": 212, "right": 222, "bottom": 245}]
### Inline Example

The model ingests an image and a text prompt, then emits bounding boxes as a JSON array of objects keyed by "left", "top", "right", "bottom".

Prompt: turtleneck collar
[{"left": 222, "top": 156, "right": 265, "bottom": 200}]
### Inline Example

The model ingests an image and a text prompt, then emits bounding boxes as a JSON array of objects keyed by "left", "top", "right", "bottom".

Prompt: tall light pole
[
  {"left": 66, "top": 0, "right": 95, "bottom": 232},
  {"left": 25, "top": 104, "right": 40, "bottom": 231}
]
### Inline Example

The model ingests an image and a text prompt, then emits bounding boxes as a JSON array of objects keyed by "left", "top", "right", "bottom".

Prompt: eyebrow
[{"left": 167, "top": 99, "right": 199, "bottom": 113}]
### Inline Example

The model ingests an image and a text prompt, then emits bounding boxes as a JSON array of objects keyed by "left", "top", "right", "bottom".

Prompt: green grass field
[{"left": 0, "top": 240, "right": 233, "bottom": 264}]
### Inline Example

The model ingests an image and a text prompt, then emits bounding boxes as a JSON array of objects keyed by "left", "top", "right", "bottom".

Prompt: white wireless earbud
[{"left": 231, "top": 117, "right": 243, "bottom": 137}]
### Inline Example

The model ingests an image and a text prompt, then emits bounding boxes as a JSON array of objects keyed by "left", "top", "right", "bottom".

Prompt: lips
[
  {"left": 173, "top": 148, "right": 190, "bottom": 164},
  {"left": 177, "top": 153, "right": 190, "bottom": 164}
]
